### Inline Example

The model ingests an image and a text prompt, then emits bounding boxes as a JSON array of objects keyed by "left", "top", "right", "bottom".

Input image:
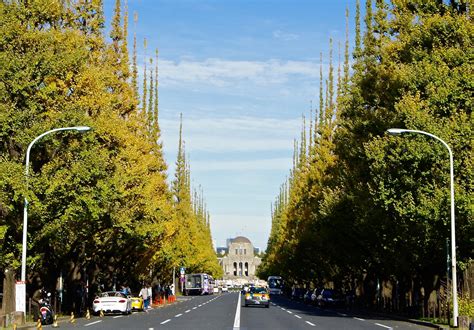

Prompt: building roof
[{"left": 232, "top": 236, "right": 251, "bottom": 244}]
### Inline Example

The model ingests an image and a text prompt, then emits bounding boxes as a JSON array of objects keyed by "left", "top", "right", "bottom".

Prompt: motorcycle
[{"left": 39, "top": 292, "right": 54, "bottom": 325}]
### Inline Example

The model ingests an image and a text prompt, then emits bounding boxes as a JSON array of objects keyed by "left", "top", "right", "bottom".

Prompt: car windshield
[
  {"left": 250, "top": 287, "right": 267, "bottom": 294},
  {"left": 100, "top": 291, "right": 126, "bottom": 298}
]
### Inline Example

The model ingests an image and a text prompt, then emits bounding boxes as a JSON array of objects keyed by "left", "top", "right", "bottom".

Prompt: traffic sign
[{"left": 180, "top": 267, "right": 185, "bottom": 275}]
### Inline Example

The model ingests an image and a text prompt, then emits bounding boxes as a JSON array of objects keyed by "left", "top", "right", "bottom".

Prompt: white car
[{"left": 92, "top": 291, "right": 132, "bottom": 315}]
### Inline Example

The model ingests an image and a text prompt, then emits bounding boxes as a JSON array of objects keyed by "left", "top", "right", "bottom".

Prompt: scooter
[{"left": 39, "top": 292, "right": 54, "bottom": 325}]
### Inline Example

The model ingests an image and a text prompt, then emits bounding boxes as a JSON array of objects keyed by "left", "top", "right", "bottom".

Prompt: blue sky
[{"left": 104, "top": 0, "right": 359, "bottom": 251}]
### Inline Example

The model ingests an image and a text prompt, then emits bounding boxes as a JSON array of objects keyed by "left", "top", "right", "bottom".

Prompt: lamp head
[
  {"left": 386, "top": 128, "right": 405, "bottom": 136},
  {"left": 75, "top": 126, "right": 91, "bottom": 132}
]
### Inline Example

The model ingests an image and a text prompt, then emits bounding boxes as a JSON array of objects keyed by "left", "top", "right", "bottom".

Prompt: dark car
[
  {"left": 291, "top": 288, "right": 305, "bottom": 301},
  {"left": 316, "top": 289, "right": 345, "bottom": 308}
]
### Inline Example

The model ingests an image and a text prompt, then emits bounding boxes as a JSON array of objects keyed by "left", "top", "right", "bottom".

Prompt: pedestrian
[
  {"left": 139, "top": 284, "right": 149, "bottom": 310},
  {"left": 31, "top": 283, "right": 44, "bottom": 322},
  {"left": 147, "top": 284, "right": 153, "bottom": 309}
]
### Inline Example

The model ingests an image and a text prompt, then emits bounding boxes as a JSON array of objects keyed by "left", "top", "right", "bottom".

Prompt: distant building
[{"left": 217, "top": 236, "right": 261, "bottom": 280}]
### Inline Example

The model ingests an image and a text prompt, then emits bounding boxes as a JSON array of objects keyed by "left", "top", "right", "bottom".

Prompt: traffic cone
[
  {"left": 36, "top": 318, "right": 43, "bottom": 329},
  {"left": 85, "top": 309, "right": 91, "bottom": 320},
  {"left": 69, "top": 312, "right": 76, "bottom": 324},
  {"left": 51, "top": 314, "right": 59, "bottom": 328},
  {"left": 99, "top": 309, "right": 104, "bottom": 318}
]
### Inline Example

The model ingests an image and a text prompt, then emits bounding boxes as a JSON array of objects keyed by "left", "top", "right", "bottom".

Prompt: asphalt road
[{"left": 38, "top": 292, "right": 435, "bottom": 329}]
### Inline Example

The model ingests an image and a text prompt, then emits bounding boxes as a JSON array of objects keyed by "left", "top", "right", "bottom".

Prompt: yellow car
[
  {"left": 244, "top": 287, "right": 270, "bottom": 308},
  {"left": 130, "top": 297, "right": 144, "bottom": 311}
]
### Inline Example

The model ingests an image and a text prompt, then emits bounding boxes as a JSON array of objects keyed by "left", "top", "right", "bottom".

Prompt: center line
[
  {"left": 233, "top": 290, "right": 241, "bottom": 329},
  {"left": 375, "top": 323, "right": 393, "bottom": 329},
  {"left": 85, "top": 320, "right": 102, "bottom": 327},
  {"left": 287, "top": 310, "right": 293, "bottom": 314},
  {"left": 192, "top": 307, "right": 197, "bottom": 310},
  {"left": 354, "top": 317, "right": 365, "bottom": 321},
  {"left": 295, "top": 315, "right": 302, "bottom": 319},
  {"left": 175, "top": 313, "right": 183, "bottom": 317},
  {"left": 185, "top": 310, "right": 191, "bottom": 313},
  {"left": 113, "top": 315, "right": 123, "bottom": 319},
  {"left": 306, "top": 321, "right": 316, "bottom": 326},
  {"left": 160, "top": 319, "right": 171, "bottom": 324}
]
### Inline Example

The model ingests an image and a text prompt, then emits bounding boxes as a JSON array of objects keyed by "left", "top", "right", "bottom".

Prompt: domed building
[{"left": 217, "top": 236, "right": 261, "bottom": 280}]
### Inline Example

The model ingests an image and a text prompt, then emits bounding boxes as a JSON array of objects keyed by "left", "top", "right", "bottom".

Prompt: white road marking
[
  {"left": 354, "top": 317, "right": 365, "bottom": 321},
  {"left": 185, "top": 309, "right": 191, "bottom": 313},
  {"left": 295, "top": 315, "right": 302, "bottom": 319},
  {"left": 287, "top": 310, "right": 293, "bottom": 314},
  {"left": 281, "top": 307, "right": 286, "bottom": 311},
  {"left": 338, "top": 312, "right": 348, "bottom": 317},
  {"left": 160, "top": 319, "right": 171, "bottom": 324},
  {"left": 113, "top": 315, "right": 122, "bottom": 319},
  {"left": 233, "top": 290, "right": 241, "bottom": 329},
  {"left": 375, "top": 323, "right": 393, "bottom": 329},
  {"left": 198, "top": 304, "right": 202, "bottom": 307},
  {"left": 192, "top": 307, "right": 197, "bottom": 310},
  {"left": 175, "top": 313, "right": 183, "bottom": 317},
  {"left": 148, "top": 328, "right": 154, "bottom": 330},
  {"left": 306, "top": 321, "right": 316, "bottom": 326},
  {"left": 85, "top": 320, "right": 102, "bottom": 327}
]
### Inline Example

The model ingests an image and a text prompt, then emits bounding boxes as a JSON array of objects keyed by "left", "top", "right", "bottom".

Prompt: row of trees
[
  {"left": 258, "top": 0, "right": 472, "bottom": 310},
  {"left": 0, "top": 0, "right": 222, "bottom": 307}
]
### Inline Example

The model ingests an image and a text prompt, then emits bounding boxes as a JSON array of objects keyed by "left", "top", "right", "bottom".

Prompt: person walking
[
  {"left": 139, "top": 285, "right": 149, "bottom": 310},
  {"left": 147, "top": 284, "right": 153, "bottom": 309}
]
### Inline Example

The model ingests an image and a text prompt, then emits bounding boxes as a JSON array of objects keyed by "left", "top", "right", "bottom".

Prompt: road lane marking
[
  {"left": 185, "top": 309, "right": 191, "bottom": 313},
  {"left": 306, "top": 321, "right": 316, "bottom": 326},
  {"left": 113, "top": 315, "right": 123, "bottom": 318},
  {"left": 175, "top": 313, "right": 183, "bottom": 317},
  {"left": 85, "top": 320, "right": 102, "bottom": 327},
  {"left": 233, "top": 290, "right": 241, "bottom": 329},
  {"left": 375, "top": 323, "right": 393, "bottom": 329},
  {"left": 287, "top": 310, "right": 293, "bottom": 314},
  {"left": 198, "top": 304, "right": 203, "bottom": 307},
  {"left": 337, "top": 312, "right": 347, "bottom": 316},
  {"left": 354, "top": 317, "right": 365, "bottom": 321},
  {"left": 192, "top": 307, "right": 197, "bottom": 309},
  {"left": 160, "top": 319, "right": 171, "bottom": 324},
  {"left": 295, "top": 315, "right": 302, "bottom": 319},
  {"left": 281, "top": 307, "right": 286, "bottom": 311}
]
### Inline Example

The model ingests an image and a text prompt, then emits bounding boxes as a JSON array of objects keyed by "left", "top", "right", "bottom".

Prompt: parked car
[
  {"left": 316, "top": 289, "right": 345, "bottom": 308},
  {"left": 92, "top": 291, "right": 132, "bottom": 315},
  {"left": 244, "top": 287, "right": 270, "bottom": 308},
  {"left": 130, "top": 296, "right": 144, "bottom": 311},
  {"left": 291, "top": 288, "right": 305, "bottom": 301}
]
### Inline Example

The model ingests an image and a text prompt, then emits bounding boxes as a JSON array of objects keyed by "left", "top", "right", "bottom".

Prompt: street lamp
[
  {"left": 21, "top": 127, "right": 91, "bottom": 284},
  {"left": 386, "top": 128, "right": 458, "bottom": 327},
  {"left": 17, "top": 126, "right": 91, "bottom": 315}
]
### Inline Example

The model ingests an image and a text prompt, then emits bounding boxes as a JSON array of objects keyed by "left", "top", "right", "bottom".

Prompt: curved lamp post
[
  {"left": 21, "top": 126, "right": 91, "bottom": 282},
  {"left": 386, "top": 128, "right": 458, "bottom": 327}
]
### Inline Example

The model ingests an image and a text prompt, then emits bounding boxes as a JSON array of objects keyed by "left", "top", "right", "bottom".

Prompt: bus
[
  {"left": 267, "top": 276, "right": 284, "bottom": 295},
  {"left": 184, "top": 273, "right": 214, "bottom": 295}
]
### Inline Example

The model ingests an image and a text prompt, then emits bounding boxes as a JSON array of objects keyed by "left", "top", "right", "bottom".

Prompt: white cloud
[
  {"left": 192, "top": 157, "right": 292, "bottom": 171},
  {"left": 273, "top": 29, "right": 299, "bottom": 41},
  {"left": 161, "top": 116, "right": 301, "bottom": 153},
  {"left": 158, "top": 58, "right": 320, "bottom": 87}
]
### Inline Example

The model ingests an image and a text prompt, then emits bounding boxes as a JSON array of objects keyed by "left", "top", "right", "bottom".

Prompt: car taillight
[
  {"left": 93, "top": 300, "right": 100, "bottom": 304},
  {"left": 119, "top": 299, "right": 126, "bottom": 303}
]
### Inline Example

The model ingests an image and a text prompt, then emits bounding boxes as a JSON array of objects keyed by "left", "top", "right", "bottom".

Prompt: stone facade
[{"left": 217, "top": 236, "right": 261, "bottom": 280}]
